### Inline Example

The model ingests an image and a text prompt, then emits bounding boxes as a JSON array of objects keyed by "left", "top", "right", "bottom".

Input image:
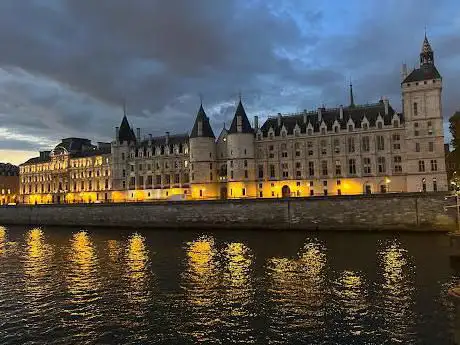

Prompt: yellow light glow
[
  {"left": 0, "top": 226, "right": 6, "bottom": 255},
  {"left": 385, "top": 178, "right": 391, "bottom": 184},
  {"left": 126, "top": 233, "right": 148, "bottom": 284}
]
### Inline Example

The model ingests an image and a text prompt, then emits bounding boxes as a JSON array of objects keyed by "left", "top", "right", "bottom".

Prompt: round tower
[
  {"left": 226, "top": 100, "right": 256, "bottom": 198},
  {"left": 189, "top": 104, "right": 218, "bottom": 199}
]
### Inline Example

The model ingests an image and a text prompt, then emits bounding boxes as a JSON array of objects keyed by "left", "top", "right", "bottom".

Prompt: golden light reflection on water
[
  {"left": 378, "top": 240, "right": 415, "bottom": 342},
  {"left": 267, "top": 240, "right": 327, "bottom": 339},
  {"left": 125, "top": 234, "right": 149, "bottom": 293},
  {"left": 183, "top": 236, "right": 219, "bottom": 307},
  {"left": 23, "top": 228, "right": 53, "bottom": 298},
  {"left": 107, "top": 239, "right": 122, "bottom": 263},
  {"left": 0, "top": 226, "right": 6, "bottom": 255},
  {"left": 67, "top": 231, "right": 99, "bottom": 296}
]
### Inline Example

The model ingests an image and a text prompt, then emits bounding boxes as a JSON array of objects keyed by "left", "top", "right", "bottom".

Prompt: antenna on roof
[
  {"left": 238, "top": 90, "right": 242, "bottom": 103},
  {"left": 123, "top": 97, "right": 128, "bottom": 117},
  {"left": 199, "top": 92, "right": 203, "bottom": 106}
]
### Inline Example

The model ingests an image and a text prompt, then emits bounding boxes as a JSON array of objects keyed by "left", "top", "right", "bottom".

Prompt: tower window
[{"left": 413, "top": 102, "right": 418, "bottom": 116}]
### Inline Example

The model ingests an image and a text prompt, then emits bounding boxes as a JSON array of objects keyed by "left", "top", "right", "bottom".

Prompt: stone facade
[
  {"left": 19, "top": 138, "right": 111, "bottom": 204},
  {"left": 17, "top": 35, "right": 448, "bottom": 204},
  {"left": 0, "top": 163, "right": 19, "bottom": 205}
]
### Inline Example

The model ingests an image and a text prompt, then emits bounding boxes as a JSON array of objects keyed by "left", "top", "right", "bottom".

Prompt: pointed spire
[
  {"left": 228, "top": 98, "right": 253, "bottom": 134},
  {"left": 190, "top": 103, "right": 215, "bottom": 139},
  {"left": 349, "top": 82, "right": 355, "bottom": 107},
  {"left": 420, "top": 32, "right": 434, "bottom": 66}
]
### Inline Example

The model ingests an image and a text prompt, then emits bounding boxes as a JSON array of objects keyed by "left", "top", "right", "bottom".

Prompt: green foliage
[{"left": 449, "top": 111, "right": 460, "bottom": 150}]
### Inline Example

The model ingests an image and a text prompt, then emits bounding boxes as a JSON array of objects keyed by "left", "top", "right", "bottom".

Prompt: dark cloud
[{"left": 0, "top": 0, "right": 458, "bottom": 156}]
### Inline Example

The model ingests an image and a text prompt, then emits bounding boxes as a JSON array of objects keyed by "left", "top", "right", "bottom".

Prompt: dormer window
[
  {"left": 334, "top": 126, "right": 339, "bottom": 133},
  {"left": 377, "top": 122, "right": 383, "bottom": 129},
  {"left": 294, "top": 129, "right": 300, "bottom": 136},
  {"left": 307, "top": 128, "right": 313, "bottom": 136},
  {"left": 393, "top": 120, "right": 399, "bottom": 128},
  {"left": 321, "top": 128, "right": 326, "bottom": 135},
  {"left": 348, "top": 124, "right": 353, "bottom": 132},
  {"left": 362, "top": 123, "right": 368, "bottom": 130},
  {"left": 257, "top": 133, "right": 262, "bottom": 140},
  {"left": 281, "top": 131, "right": 286, "bottom": 138}
]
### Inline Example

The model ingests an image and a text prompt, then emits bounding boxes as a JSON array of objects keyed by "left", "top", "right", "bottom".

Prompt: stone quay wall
[{"left": 0, "top": 193, "right": 456, "bottom": 231}]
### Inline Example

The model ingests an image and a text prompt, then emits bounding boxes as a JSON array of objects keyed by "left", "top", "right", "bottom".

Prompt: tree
[{"left": 449, "top": 111, "right": 460, "bottom": 150}]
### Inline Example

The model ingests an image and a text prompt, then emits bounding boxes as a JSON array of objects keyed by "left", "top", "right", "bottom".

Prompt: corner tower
[
  {"left": 189, "top": 103, "right": 218, "bottom": 199},
  {"left": 226, "top": 99, "right": 256, "bottom": 198},
  {"left": 401, "top": 34, "right": 447, "bottom": 192}
]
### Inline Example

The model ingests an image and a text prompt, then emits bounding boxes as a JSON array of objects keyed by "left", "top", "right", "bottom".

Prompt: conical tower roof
[
  {"left": 118, "top": 115, "right": 137, "bottom": 143},
  {"left": 190, "top": 104, "right": 215, "bottom": 138},
  {"left": 228, "top": 100, "right": 253, "bottom": 134}
]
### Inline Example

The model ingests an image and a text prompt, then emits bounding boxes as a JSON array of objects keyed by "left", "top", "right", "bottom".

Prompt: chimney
[
  {"left": 115, "top": 126, "right": 119, "bottom": 141},
  {"left": 165, "top": 131, "right": 170, "bottom": 144},
  {"left": 254, "top": 115, "right": 259, "bottom": 129},
  {"left": 198, "top": 120, "right": 203, "bottom": 136},
  {"left": 339, "top": 105, "right": 343, "bottom": 120},
  {"left": 317, "top": 107, "right": 322, "bottom": 123},
  {"left": 277, "top": 113, "right": 282, "bottom": 127},
  {"left": 383, "top": 98, "right": 389, "bottom": 115},
  {"left": 401, "top": 63, "right": 408, "bottom": 81},
  {"left": 303, "top": 110, "right": 307, "bottom": 124},
  {"left": 136, "top": 128, "right": 141, "bottom": 140}
]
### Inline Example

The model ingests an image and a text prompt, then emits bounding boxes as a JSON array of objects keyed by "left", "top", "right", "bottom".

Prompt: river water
[{"left": 0, "top": 225, "right": 459, "bottom": 344}]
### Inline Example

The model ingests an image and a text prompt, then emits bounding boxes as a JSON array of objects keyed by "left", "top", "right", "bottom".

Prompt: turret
[
  {"left": 189, "top": 103, "right": 217, "bottom": 199},
  {"left": 226, "top": 99, "right": 256, "bottom": 198}
]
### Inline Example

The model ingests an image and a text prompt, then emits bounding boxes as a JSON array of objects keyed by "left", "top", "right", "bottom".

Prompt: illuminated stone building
[
  {"left": 111, "top": 34, "right": 446, "bottom": 201},
  {"left": 19, "top": 138, "right": 111, "bottom": 204},
  {"left": 0, "top": 163, "right": 19, "bottom": 205}
]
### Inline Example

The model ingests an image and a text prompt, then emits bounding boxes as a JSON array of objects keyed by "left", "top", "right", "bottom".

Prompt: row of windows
[
  {"left": 258, "top": 119, "right": 401, "bottom": 140},
  {"left": 22, "top": 179, "right": 110, "bottom": 194},
  {"left": 121, "top": 145, "right": 189, "bottom": 160},
  {"left": 257, "top": 156, "right": 404, "bottom": 179},
  {"left": 122, "top": 173, "right": 190, "bottom": 189},
  {"left": 418, "top": 160, "right": 438, "bottom": 172}
]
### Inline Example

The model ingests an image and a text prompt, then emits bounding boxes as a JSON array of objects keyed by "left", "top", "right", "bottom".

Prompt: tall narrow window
[
  {"left": 363, "top": 157, "right": 371, "bottom": 174},
  {"left": 394, "top": 156, "right": 402, "bottom": 173},
  {"left": 321, "top": 161, "right": 328, "bottom": 176},
  {"left": 429, "top": 142, "right": 434, "bottom": 152},
  {"left": 377, "top": 157, "right": 386, "bottom": 173},
  {"left": 270, "top": 165, "right": 275, "bottom": 178},
  {"left": 308, "top": 161, "right": 315, "bottom": 176},
  {"left": 362, "top": 136, "right": 370, "bottom": 152},
  {"left": 430, "top": 159, "right": 438, "bottom": 171},
  {"left": 348, "top": 159, "right": 356, "bottom": 175},
  {"left": 376, "top": 135, "right": 385, "bottom": 150},
  {"left": 258, "top": 165, "right": 264, "bottom": 179},
  {"left": 348, "top": 137, "right": 355, "bottom": 153},
  {"left": 335, "top": 160, "right": 342, "bottom": 176},
  {"left": 413, "top": 102, "right": 418, "bottom": 116},
  {"left": 418, "top": 160, "right": 425, "bottom": 172}
]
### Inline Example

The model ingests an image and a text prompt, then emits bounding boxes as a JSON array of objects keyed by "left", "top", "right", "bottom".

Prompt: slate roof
[
  {"left": 228, "top": 100, "right": 254, "bottom": 134},
  {"left": 259, "top": 101, "right": 402, "bottom": 136},
  {"left": 138, "top": 133, "right": 189, "bottom": 147},
  {"left": 118, "top": 115, "right": 137, "bottom": 143},
  {"left": 190, "top": 104, "right": 215, "bottom": 138},
  {"left": 0, "top": 163, "right": 19, "bottom": 176},
  {"left": 402, "top": 65, "right": 441, "bottom": 83}
]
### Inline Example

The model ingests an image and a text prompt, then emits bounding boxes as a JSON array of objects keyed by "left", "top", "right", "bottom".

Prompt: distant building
[
  {"left": 19, "top": 138, "right": 111, "bottom": 204},
  {"left": 0, "top": 163, "right": 19, "bottom": 205},
  {"left": 17, "top": 34, "right": 449, "bottom": 204}
]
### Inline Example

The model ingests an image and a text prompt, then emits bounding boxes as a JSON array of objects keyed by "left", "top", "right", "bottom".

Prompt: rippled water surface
[{"left": 0, "top": 225, "right": 459, "bottom": 344}]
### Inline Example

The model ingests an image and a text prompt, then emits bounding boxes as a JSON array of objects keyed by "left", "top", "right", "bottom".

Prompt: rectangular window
[
  {"left": 429, "top": 142, "right": 434, "bottom": 152},
  {"left": 122, "top": 169, "right": 126, "bottom": 178},
  {"left": 242, "top": 188, "right": 246, "bottom": 196},
  {"left": 335, "top": 161, "right": 341, "bottom": 176},
  {"left": 347, "top": 137, "right": 355, "bottom": 153},
  {"left": 348, "top": 159, "right": 356, "bottom": 175},
  {"left": 413, "top": 102, "right": 418, "bottom": 116},
  {"left": 130, "top": 176, "right": 135, "bottom": 187},
  {"left": 156, "top": 175, "right": 161, "bottom": 185},
  {"left": 377, "top": 136, "right": 385, "bottom": 150},
  {"left": 130, "top": 165, "right": 134, "bottom": 172},
  {"left": 418, "top": 160, "right": 425, "bottom": 172},
  {"left": 308, "top": 161, "right": 314, "bottom": 177},
  {"left": 363, "top": 157, "right": 371, "bottom": 174},
  {"left": 258, "top": 165, "right": 264, "bottom": 179},
  {"left": 394, "top": 156, "right": 402, "bottom": 173},
  {"left": 139, "top": 164, "right": 143, "bottom": 171},
  {"left": 377, "top": 157, "right": 386, "bottom": 173},
  {"left": 321, "top": 160, "right": 328, "bottom": 176},
  {"left": 416, "top": 143, "right": 420, "bottom": 152},
  {"left": 231, "top": 171, "right": 234, "bottom": 179},
  {"left": 244, "top": 170, "right": 248, "bottom": 178},
  {"left": 139, "top": 175, "right": 144, "bottom": 186},
  {"left": 146, "top": 176, "right": 152, "bottom": 186},
  {"left": 362, "top": 136, "right": 370, "bottom": 152},
  {"left": 175, "top": 174, "right": 180, "bottom": 184},
  {"left": 165, "top": 175, "right": 170, "bottom": 184},
  {"left": 270, "top": 165, "right": 275, "bottom": 178},
  {"left": 430, "top": 159, "right": 438, "bottom": 171}
]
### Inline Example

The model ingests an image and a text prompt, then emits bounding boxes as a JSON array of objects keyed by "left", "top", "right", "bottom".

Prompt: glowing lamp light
[{"left": 385, "top": 178, "right": 391, "bottom": 184}]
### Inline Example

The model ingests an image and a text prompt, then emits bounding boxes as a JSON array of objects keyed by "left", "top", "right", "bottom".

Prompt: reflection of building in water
[
  {"left": 266, "top": 240, "right": 327, "bottom": 342},
  {"left": 378, "top": 240, "right": 416, "bottom": 343},
  {"left": 107, "top": 239, "right": 122, "bottom": 263},
  {"left": 0, "top": 226, "right": 6, "bottom": 255},
  {"left": 221, "top": 242, "right": 254, "bottom": 343},
  {"left": 125, "top": 233, "right": 149, "bottom": 300},
  {"left": 333, "top": 270, "right": 370, "bottom": 339},
  {"left": 67, "top": 231, "right": 99, "bottom": 297},
  {"left": 181, "top": 236, "right": 221, "bottom": 343}
]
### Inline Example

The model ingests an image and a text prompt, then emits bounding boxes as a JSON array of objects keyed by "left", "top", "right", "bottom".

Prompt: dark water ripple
[{"left": 0, "top": 225, "right": 459, "bottom": 344}]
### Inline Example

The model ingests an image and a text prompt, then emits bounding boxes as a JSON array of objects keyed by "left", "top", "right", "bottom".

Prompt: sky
[{"left": 0, "top": 0, "right": 459, "bottom": 165}]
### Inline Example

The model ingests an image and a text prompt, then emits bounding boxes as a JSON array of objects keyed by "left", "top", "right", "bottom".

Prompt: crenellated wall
[{"left": 0, "top": 192, "right": 456, "bottom": 231}]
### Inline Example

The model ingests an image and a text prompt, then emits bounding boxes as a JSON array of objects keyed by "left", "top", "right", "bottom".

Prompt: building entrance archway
[{"left": 281, "top": 185, "right": 291, "bottom": 198}]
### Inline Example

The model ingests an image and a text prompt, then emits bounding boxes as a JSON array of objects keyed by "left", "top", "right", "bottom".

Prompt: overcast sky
[{"left": 0, "top": 0, "right": 459, "bottom": 164}]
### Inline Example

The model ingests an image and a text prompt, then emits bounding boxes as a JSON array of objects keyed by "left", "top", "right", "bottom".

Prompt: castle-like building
[{"left": 18, "top": 35, "right": 448, "bottom": 203}]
